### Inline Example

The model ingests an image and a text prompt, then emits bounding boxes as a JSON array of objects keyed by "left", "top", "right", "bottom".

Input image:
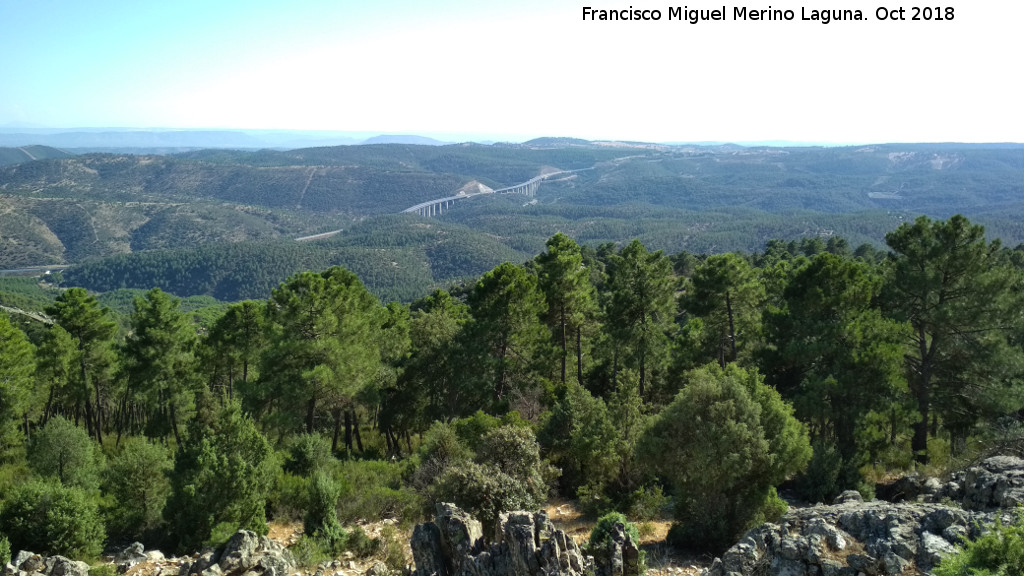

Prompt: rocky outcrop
[
  {"left": 876, "top": 456, "right": 1024, "bottom": 511},
  {"left": 410, "top": 503, "right": 640, "bottom": 576},
  {"left": 3, "top": 554, "right": 90, "bottom": 576},
  {"left": 178, "top": 531, "right": 295, "bottom": 576},
  {"left": 3, "top": 532, "right": 294, "bottom": 576},
  {"left": 703, "top": 493, "right": 1009, "bottom": 576},
  {"left": 703, "top": 455, "right": 1024, "bottom": 575},
  {"left": 941, "top": 455, "right": 1024, "bottom": 511}
]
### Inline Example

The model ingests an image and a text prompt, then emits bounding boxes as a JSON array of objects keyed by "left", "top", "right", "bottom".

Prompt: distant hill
[
  {"left": 0, "top": 145, "right": 72, "bottom": 167},
  {"left": 61, "top": 216, "right": 530, "bottom": 302},
  {"left": 361, "top": 134, "right": 447, "bottom": 145},
  {"left": 1, "top": 140, "right": 1023, "bottom": 303},
  {"left": 522, "top": 137, "right": 593, "bottom": 147}
]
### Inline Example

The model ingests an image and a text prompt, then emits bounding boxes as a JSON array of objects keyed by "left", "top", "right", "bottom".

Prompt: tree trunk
[
  {"left": 612, "top": 347, "right": 619, "bottom": 390},
  {"left": 344, "top": 409, "right": 353, "bottom": 452},
  {"left": 84, "top": 397, "right": 95, "bottom": 440},
  {"left": 43, "top": 385, "right": 55, "bottom": 425},
  {"left": 495, "top": 341, "right": 508, "bottom": 401},
  {"left": 560, "top": 307, "right": 567, "bottom": 385},
  {"left": 352, "top": 409, "right": 363, "bottom": 453},
  {"left": 94, "top": 383, "right": 104, "bottom": 445},
  {"left": 576, "top": 326, "right": 584, "bottom": 385},
  {"left": 639, "top": 352, "right": 646, "bottom": 398},
  {"left": 726, "top": 290, "right": 737, "bottom": 363},
  {"left": 331, "top": 408, "right": 342, "bottom": 453},
  {"left": 306, "top": 396, "right": 317, "bottom": 434},
  {"left": 912, "top": 325, "right": 933, "bottom": 464},
  {"left": 169, "top": 401, "right": 182, "bottom": 449}
]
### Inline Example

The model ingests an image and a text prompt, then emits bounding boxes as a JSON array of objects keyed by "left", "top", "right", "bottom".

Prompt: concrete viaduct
[{"left": 401, "top": 168, "right": 591, "bottom": 217}]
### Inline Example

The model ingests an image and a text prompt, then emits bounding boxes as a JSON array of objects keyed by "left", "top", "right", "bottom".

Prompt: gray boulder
[
  {"left": 47, "top": 557, "right": 90, "bottom": 576},
  {"left": 703, "top": 499, "right": 1004, "bottom": 576},
  {"left": 949, "top": 455, "right": 1024, "bottom": 511},
  {"left": 116, "top": 543, "right": 148, "bottom": 573},
  {"left": 178, "top": 531, "right": 293, "bottom": 576},
  {"left": 410, "top": 503, "right": 613, "bottom": 576}
]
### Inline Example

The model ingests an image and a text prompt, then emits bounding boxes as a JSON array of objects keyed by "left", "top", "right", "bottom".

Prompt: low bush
[
  {"left": 304, "top": 471, "right": 344, "bottom": 552},
  {"left": 336, "top": 459, "right": 422, "bottom": 525},
  {"left": 284, "top": 433, "right": 333, "bottom": 476},
  {"left": 934, "top": 512, "right": 1024, "bottom": 576},
  {"left": 103, "top": 436, "right": 172, "bottom": 539},
  {"left": 0, "top": 536, "right": 9, "bottom": 567},
  {"left": 628, "top": 485, "right": 669, "bottom": 522},
  {"left": 586, "top": 512, "right": 646, "bottom": 574},
  {"left": 378, "top": 524, "right": 408, "bottom": 573},
  {"left": 0, "top": 479, "right": 105, "bottom": 559},
  {"left": 27, "top": 417, "right": 102, "bottom": 490},
  {"left": 268, "top": 471, "right": 311, "bottom": 521},
  {"left": 639, "top": 364, "right": 811, "bottom": 552}
]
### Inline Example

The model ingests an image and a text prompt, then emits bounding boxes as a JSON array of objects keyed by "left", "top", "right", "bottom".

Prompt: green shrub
[
  {"left": 290, "top": 534, "right": 332, "bottom": 569},
  {"left": 431, "top": 461, "right": 541, "bottom": 532},
  {"left": 27, "top": 417, "right": 102, "bottom": 490},
  {"left": 336, "top": 459, "right": 423, "bottom": 525},
  {"left": 89, "top": 564, "right": 117, "bottom": 576},
  {"left": 344, "top": 526, "right": 379, "bottom": 558},
  {"left": 284, "top": 433, "right": 333, "bottom": 476},
  {"left": 935, "top": 512, "right": 1024, "bottom": 576},
  {"left": 538, "top": 383, "right": 620, "bottom": 496},
  {"left": 638, "top": 363, "right": 811, "bottom": 552},
  {"left": 417, "top": 422, "right": 470, "bottom": 466},
  {"left": 576, "top": 481, "right": 614, "bottom": 518},
  {"left": 797, "top": 440, "right": 843, "bottom": 504},
  {"left": 103, "top": 436, "right": 172, "bottom": 538},
  {"left": 378, "top": 524, "right": 409, "bottom": 572},
  {"left": 268, "top": 471, "right": 311, "bottom": 521},
  {"left": 476, "top": 426, "right": 548, "bottom": 495},
  {"left": 304, "top": 471, "right": 344, "bottom": 551},
  {"left": 452, "top": 411, "right": 529, "bottom": 451},
  {"left": 628, "top": 485, "right": 670, "bottom": 522},
  {"left": 586, "top": 512, "right": 646, "bottom": 574},
  {"left": 0, "top": 479, "right": 105, "bottom": 559},
  {"left": 165, "top": 403, "right": 277, "bottom": 553},
  {"left": 0, "top": 535, "right": 10, "bottom": 567}
]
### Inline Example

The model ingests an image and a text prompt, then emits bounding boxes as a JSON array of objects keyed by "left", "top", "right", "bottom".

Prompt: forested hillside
[
  {"left": 2, "top": 219, "right": 1024, "bottom": 572},
  {"left": 1, "top": 142, "right": 1021, "bottom": 295}
]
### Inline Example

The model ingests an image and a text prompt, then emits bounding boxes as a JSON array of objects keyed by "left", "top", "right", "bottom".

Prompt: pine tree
[
  {"left": 464, "top": 262, "right": 551, "bottom": 412},
  {"left": 0, "top": 313, "right": 35, "bottom": 451},
  {"left": 122, "top": 288, "right": 198, "bottom": 446},
  {"left": 606, "top": 240, "right": 676, "bottom": 398},
  {"left": 883, "top": 215, "right": 1024, "bottom": 461},
  {"left": 45, "top": 288, "right": 117, "bottom": 444},
  {"left": 681, "top": 253, "right": 764, "bottom": 367},
  {"left": 536, "top": 233, "right": 600, "bottom": 387}
]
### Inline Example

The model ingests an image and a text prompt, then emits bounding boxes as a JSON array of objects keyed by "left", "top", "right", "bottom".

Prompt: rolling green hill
[
  {"left": 0, "top": 145, "right": 72, "bottom": 167},
  {"left": 1, "top": 140, "right": 1021, "bottom": 303}
]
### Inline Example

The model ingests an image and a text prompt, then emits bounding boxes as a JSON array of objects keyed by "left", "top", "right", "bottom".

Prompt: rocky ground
[
  {"left": 704, "top": 455, "right": 1024, "bottom": 576},
  {"left": 8, "top": 456, "right": 1024, "bottom": 576}
]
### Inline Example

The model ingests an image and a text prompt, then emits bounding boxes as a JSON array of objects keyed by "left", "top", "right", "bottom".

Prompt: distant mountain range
[{"left": 0, "top": 128, "right": 458, "bottom": 151}]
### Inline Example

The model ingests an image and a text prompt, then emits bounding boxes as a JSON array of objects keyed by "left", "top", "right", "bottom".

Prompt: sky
[{"left": 0, "top": 0, "right": 1021, "bottom": 143}]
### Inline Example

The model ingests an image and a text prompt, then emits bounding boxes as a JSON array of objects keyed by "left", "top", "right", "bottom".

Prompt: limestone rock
[
  {"left": 411, "top": 503, "right": 610, "bottom": 576},
  {"left": 48, "top": 557, "right": 90, "bottom": 576},
  {"left": 951, "top": 455, "right": 1024, "bottom": 511},
  {"left": 116, "top": 543, "right": 149, "bottom": 573},
  {"left": 703, "top": 500, "right": 994, "bottom": 576}
]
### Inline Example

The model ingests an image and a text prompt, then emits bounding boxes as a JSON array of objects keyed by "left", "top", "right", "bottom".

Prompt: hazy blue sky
[{"left": 1, "top": 0, "right": 1020, "bottom": 143}]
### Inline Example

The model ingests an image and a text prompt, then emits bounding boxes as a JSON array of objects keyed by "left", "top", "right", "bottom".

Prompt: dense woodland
[
  {"left": 3, "top": 215, "right": 1024, "bottom": 569},
  {"left": 2, "top": 143, "right": 1023, "bottom": 293}
]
